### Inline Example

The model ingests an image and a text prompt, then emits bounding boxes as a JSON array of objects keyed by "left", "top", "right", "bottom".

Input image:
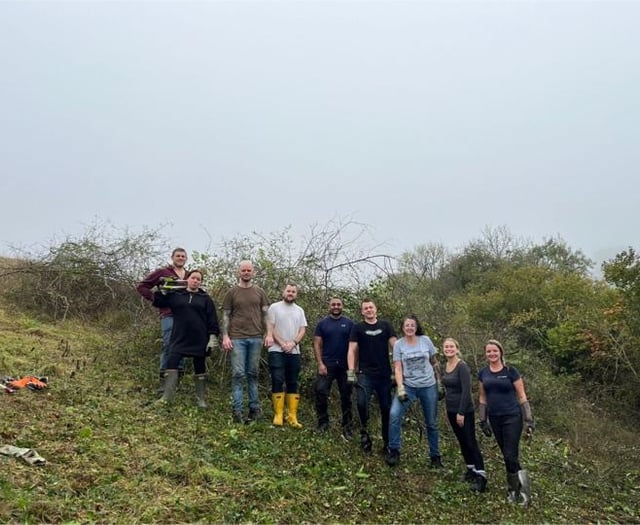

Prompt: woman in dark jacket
[{"left": 153, "top": 269, "right": 219, "bottom": 407}]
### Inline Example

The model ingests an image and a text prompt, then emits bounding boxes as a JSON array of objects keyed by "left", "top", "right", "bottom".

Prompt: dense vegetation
[{"left": 1, "top": 222, "right": 639, "bottom": 523}]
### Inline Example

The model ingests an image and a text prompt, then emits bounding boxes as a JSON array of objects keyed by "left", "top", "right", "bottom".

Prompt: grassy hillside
[{"left": 1, "top": 300, "right": 639, "bottom": 524}]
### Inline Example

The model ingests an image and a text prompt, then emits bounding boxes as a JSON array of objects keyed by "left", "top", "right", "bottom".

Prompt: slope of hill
[{"left": 1, "top": 301, "right": 639, "bottom": 524}]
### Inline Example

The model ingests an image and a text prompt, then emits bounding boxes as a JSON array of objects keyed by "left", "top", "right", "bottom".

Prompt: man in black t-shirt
[{"left": 347, "top": 299, "right": 397, "bottom": 454}]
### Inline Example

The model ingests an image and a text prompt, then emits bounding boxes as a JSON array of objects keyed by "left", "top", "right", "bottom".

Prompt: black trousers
[
  {"left": 315, "top": 365, "right": 352, "bottom": 428},
  {"left": 447, "top": 411, "right": 485, "bottom": 471},
  {"left": 489, "top": 413, "right": 523, "bottom": 473}
]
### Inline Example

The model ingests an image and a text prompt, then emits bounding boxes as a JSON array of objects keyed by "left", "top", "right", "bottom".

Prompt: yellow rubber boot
[
  {"left": 286, "top": 393, "right": 303, "bottom": 429},
  {"left": 272, "top": 393, "right": 285, "bottom": 426}
]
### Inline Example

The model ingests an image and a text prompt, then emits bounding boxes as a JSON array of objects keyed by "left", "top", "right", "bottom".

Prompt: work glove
[
  {"left": 347, "top": 370, "right": 357, "bottom": 384},
  {"left": 437, "top": 382, "right": 445, "bottom": 401},
  {"left": 397, "top": 384, "right": 409, "bottom": 402},
  {"left": 521, "top": 401, "right": 535, "bottom": 437},
  {"left": 206, "top": 335, "right": 218, "bottom": 356},
  {"left": 478, "top": 403, "right": 492, "bottom": 437},
  {"left": 480, "top": 420, "right": 492, "bottom": 437}
]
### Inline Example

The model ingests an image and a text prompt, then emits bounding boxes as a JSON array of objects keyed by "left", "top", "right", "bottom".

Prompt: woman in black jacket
[{"left": 153, "top": 269, "right": 220, "bottom": 407}]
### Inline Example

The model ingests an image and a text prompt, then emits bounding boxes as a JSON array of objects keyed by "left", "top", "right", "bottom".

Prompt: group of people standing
[{"left": 137, "top": 250, "right": 535, "bottom": 506}]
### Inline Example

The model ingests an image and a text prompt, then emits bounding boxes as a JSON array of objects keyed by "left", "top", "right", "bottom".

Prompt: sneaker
[
  {"left": 232, "top": 412, "right": 246, "bottom": 424},
  {"left": 316, "top": 422, "right": 329, "bottom": 433},
  {"left": 341, "top": 427, "right": 353, "bottom": 441},
  {"left": 359, "top": 430, "right": 372, "bottom": 454},
  {"left": 430, "top": 455, "right": 444, "bottom": 469},
  {"left": 246, "top": 408, "right": 262, "bottom": 423},
  {"left": 471, "top": 474, "right": 487, "bottom": 493},
  {"left": 385, "top": 448, "right": 400, "bottom": 467}
]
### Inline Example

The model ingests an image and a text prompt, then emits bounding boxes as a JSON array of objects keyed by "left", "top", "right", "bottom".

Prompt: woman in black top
[
  {"left": 441, "top": 338, "right": 487, "bottom": 492},
  {"left": 478, "top": 339, "right": 535, "bottom": 506},
  {"left": 153, "top": 269, "right": 220, "bottom": 408}
]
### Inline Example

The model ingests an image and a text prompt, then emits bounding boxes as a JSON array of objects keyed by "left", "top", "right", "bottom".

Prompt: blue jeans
[
  {"left": 230, "top": 337, "right": 263, "bottom": 413},
  {"left": 489, "top": 413, "right": 523, "bottom": 473},
  {"left": 389, "top": 383, "right": 440, "bottom": 458},
  {"left": 355, "top": 373, "right": 392, "bottom": 447},
  {"left": 159, "top": 316, "right": 184, "bottom": 372},
  {"left": 268, "top": 352, "right": 301, "bottom": 394}
]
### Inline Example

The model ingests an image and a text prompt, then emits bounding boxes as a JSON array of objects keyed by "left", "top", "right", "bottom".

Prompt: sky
[{"left": 1, "top": 0, "right": 638, "bottom": 269}]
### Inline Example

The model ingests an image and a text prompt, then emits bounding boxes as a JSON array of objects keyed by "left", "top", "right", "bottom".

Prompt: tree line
[{"left": 3, "top": 219, "right": 639, "bottom": 416}]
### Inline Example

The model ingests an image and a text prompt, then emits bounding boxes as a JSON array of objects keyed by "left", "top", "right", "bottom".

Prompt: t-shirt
[
  {"left": 223, "top": 285, "right": 269, "bottom": 338},
  {"left": 441, "top": 360, "right": 474, "bottom": 415},
  {"left": 392, "top": 335, "right": 437, "bottom": 388},
  {"left": 349, "top": 320, "right": 396, "bottom": 376},
  {"left": 267, "top": 301, "right": 307, "bottom": 355},
  {"left": 314, "top": 315, "right": 354, "bottom": 367},
  {"left": 478, "top": 365, "right": 521, "bottom": 416}
]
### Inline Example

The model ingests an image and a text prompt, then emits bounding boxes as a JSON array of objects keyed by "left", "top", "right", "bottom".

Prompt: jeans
[
  {"left": 355, "top": 373, "right": 392, "bottom": 447},
  {"left": 389, "top": 383, "right": 440, "bottom": 458},
  {"left": 159, "top": 316, "right": 184, "bottom": 372},
  {"left": 315, "top": 365, "right": 352, "bottom": 429},
  {"left": 489, "top": 413, "right": 523, "bottom": 473},
  {"left": 230, "top": 337, "right": 263, "bottom": 413},
  {"left": 269, "top": 352, "right": 301, "bottom": 393},
  {"left": 447, "top": 411, "right": 485, "bottom": 471}
]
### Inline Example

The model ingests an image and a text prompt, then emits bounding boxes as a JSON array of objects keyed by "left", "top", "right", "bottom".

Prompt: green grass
[{"left": 1, "top": 304, "right": 639, "bottom": 523}]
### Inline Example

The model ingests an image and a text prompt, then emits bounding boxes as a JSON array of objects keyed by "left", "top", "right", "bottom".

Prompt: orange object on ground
[{"left": 7, "top": 376, "right": 48, "bottom": 390}]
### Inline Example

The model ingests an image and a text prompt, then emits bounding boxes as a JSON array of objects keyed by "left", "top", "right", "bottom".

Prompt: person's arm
[
  {"left": 514, "top": 377, "right": 535, "bottom": 434},
  {"left": 262, "top": 305, "right": 271, "bottom": 347},
  {"left": 313, "top": 335, "right": 327, "bottom": 374},
  {"left": 456, "top": 363, "right": 472, "bottom": 427},
  {"left": 393, "top": 359, "right": 404, "bottom": 389},
  {"left": 152, "top": 290, "right": 170, "bottom": 309},
  {"left": 137, "top": 268, "right": 165, "bottom": 302},
  {"left": 293, "top": 327, "right": 306, "bottom": 346},
  {"left": 207, "top": 298, "right": 220, "bottom": 337},
  {"left": 478, "top": 380, "right": 492, "bottom": 436},
  {"left": 347, "top": 340, "right": 358, "bottom": 383},
  {"left": 221, "top": 309, "right": 233, "bottom": 351}
]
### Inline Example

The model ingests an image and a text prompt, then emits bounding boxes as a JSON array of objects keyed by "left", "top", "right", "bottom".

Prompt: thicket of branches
[{"left": 2, "top": 220, "right": 639, "bottom": 416}]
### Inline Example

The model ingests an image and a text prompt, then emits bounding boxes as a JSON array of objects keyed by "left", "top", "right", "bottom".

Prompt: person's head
[
  {"left": 186, "top": 269, "right": 203, "bottom": 291},
  {"left": 171, "top": 248, "right": 187, "bottom": 268},
  {"left": 282, "top": 283, "right": 298, "bottom": 303},
  {"left": 401, "top": 315, "right": 424, "bottom": 337},
  {"left": 360, "top": 299, "right": 377, "bottom": 323},
  {"left": 485, "top": 339, "right": 505, "bottom": 365},
  {"left": 238, "top": 260, "right": 255, "bottom": 283},
  {"left": 443, "top": 337, "right": 461, "bottom": 358},
  {"left": 328, "top": 297, "right": 343, "bottom": 318}
]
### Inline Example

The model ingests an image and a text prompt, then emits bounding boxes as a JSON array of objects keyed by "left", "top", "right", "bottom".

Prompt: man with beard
[
  {"left": 265, "top": 283, "right": 307, "bottom": 428},
  {"left": 313, "top": 297, "right": 355, "bottom": 440}
]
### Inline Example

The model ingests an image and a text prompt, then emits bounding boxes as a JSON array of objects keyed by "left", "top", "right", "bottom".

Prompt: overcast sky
[{"left": 1, "top": 0, "right": 638, "bottom": 268}]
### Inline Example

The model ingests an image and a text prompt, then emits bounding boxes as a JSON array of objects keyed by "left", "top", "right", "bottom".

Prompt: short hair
[
  {"left": 186, "top": 269, "right": 204, "bottom": 280},
  {"left": 172, "top": 247, "right": 187, "bottom": 257},
  {"left": 401, "top": 314, "right": 424, "bottom": 336}
]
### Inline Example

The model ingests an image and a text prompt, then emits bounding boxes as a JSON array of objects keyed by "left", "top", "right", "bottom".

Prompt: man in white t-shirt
[{"left": 265, "top": 283, "right": 307, "bottom": 428}]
